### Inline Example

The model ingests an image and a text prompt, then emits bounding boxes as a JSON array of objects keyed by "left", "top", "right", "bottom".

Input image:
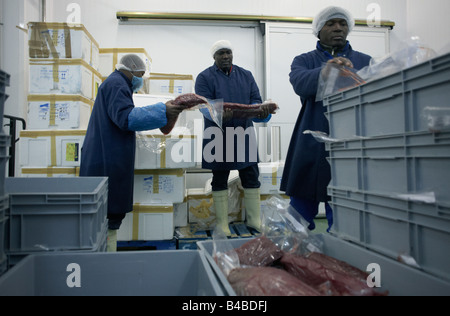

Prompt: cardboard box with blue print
[
  {"left": 27, "top": 94, "right": 93, "bottom": 130},
  {"left": 133, "top": 169, "right": 186, "bottom": 204}
]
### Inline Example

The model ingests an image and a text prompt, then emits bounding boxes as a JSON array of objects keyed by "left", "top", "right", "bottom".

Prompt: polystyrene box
[
  {"left": 133, "top": 169, "right": 186, "bottom": 204},
  {"left": 20, "top": 167, "right": 79, "bottom": 178},
  {"left": 135, "top": 134, "right": 197, "bottom": 169},
  {"left": 27, "top": 94, "right": 93, "bottom": 130},
  {"left": 19, "top": 130, "right": 85, "bottom": 167},
  {"left": 28, "top": 22, "right": 100, "bottom": 70},
  {"left": 149, "top": 73, "right": 194, "bottom": 97},
  {"left": 99, "top": 48, "right": 152, "bottom": 77},
  {"left": 117, "top": 204, "right": 174, "bottom": 241},
  {"left": 258, "top": 161, "right": 285, "bottom": 194},
  {"left": 29, "top": 59, "right": 102, "bottom": 100}
]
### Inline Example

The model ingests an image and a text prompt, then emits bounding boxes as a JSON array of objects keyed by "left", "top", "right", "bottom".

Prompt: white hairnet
[
  {"left": 211, "top": 40, "right": 233, "bottom": 57},
  {"left": 312, "top": 6, "right": 355, "bottom": 38},
  {"left": 116, "top": 54, "right": 147, "bottom": 72}
]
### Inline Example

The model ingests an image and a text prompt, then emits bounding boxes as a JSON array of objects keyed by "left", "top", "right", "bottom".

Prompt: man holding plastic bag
[
  {"left": 280, "top": 6, "right": 372, "bottom": 231},
  {"left": 80, "top": 54, "right": 184, "bottom": 252},
  {"left": 195, "top": 40, "right": 272, "bottom": 236}
]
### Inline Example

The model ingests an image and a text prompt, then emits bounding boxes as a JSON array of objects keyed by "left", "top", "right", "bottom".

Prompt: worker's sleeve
[
  {"left": 127, "top": 102, "right": 168, "bottom": 131},
  {"left": 252, "top": 113, "right": 272, "bottom": 123},
  {"left": 289, "top": 55, "right": 322, "bottom": 99}
]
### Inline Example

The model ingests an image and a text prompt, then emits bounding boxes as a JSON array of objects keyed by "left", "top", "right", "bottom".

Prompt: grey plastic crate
[
  {"left": 323, "top": 53, "right": 450, "bottom": 139},
  {"left": 0, "top": 195, "right": 8, "bottom": 276},
  {"left": 197, "top": 234, "right": 450, "bottom": 296},
  {"left": 0, "top": 250, "right": 224, "bottom": 296},
  {"left": 328, "top": 186, "right": 450, "bottom": 282},
  {"left": 0, "top": 135, "right": 11, "bottom": 196},
  {"left": 326, "top": 131, "right": 450, "bottom": 204},
  {"left": 5, "top": 177, "right": 108, "bottom": 253},
  {"left": 6, "top": 219, "right": 107, "bottom": 268}
]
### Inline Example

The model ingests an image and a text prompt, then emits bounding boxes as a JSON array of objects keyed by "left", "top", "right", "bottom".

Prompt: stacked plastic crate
[
  {"left": 0, "top": 70, "right": 11, "bottom": 275},
  {"left": 20, "top": 22, "right": 101, "bottom": 177},
  {"left": 323, "top": 53, "right": 450, "bottom": 283}
]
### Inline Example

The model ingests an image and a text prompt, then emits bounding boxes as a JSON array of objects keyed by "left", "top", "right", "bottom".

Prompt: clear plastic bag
[
  {"left": 316, "top": 63, "right": 366, "bottom": 101},
  {"left": 357, "top": 36, "right": 438, "bottom": 82}
]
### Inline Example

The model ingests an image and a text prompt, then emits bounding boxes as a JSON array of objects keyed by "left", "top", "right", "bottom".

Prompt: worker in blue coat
[
  {"left": 195, "top": 40, "right": 272, "bottom": 235},
  {"left": 80, "top": 54, "right": 183, "bottom": 251},
  {"left": 280, "top": 6, "right": 372, "bottom": 231}
]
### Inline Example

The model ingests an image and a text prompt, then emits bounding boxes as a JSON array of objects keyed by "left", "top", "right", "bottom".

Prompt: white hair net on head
[
  {"left": 312, "top": 6, "right": 355, "bottom": 38},
  {"left": 211, "top": 40, "right": 233, "bottom": 57},
  {"left": 116, "top": 54, "right": 147, "bottom": 72}
]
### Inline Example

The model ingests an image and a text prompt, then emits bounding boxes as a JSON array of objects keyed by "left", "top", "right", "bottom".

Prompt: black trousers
[
  {"left": 211, "top": 164, "right": 261, "bottom": 191},
  {"left": 108, "top": 213, "right": 126, "bottom": 230}
]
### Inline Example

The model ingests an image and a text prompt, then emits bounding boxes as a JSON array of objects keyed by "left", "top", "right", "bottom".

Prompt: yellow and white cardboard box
[
  {"left": 28, "top": 22, "right": 100, "bottom": 70},
  {"left": 117, "top": 204, "right": 174, "bottom": 241},
  {"left": 258, "top": 161, "right": 285, "bottom": 194},
  {"left": 149, "top": 73, "right": 194, "bottom": 97},
  {"left": 20, "top": 166, "right": 79, "bottom": 177},
  {"left": 187, "top": 171, "right": 244, "bottom": 228},
  {"left": 133, "top": 169, "right": 186, "bottom": 204},
  {"left": 27, "top": 94, "right": 93, "bottom": 130},
  {"left": 135, "top": 134, "right": 196, "bottom": 169},
  {"left": 29, "top": 58, "right": 102, "bottom": 100},
  {"left": 19, "top": 130, "right": 85, "bottom": 167},
  {"left": 99, "top": 48, "right": 152, "bottom": 77}
]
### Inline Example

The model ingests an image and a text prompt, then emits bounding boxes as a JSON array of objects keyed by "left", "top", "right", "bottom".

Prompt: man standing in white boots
[{"left": 195, "top": 40, "right": 272, "bottom": 236}]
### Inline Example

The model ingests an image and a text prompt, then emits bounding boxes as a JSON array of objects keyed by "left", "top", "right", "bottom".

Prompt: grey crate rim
[{"left": 0, "top": 249, "right": 224, "bottom": 296}]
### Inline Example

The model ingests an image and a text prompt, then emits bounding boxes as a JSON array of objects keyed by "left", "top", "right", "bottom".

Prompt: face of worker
[
  {"left": 214, "top": 48, "right": 233, "bottom": 72},
  {"left": 319, "top": 18, "right": 349, "bottom": 48}
]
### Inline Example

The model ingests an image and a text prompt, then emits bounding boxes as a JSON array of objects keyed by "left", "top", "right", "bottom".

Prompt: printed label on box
[{"left": 66, "top": 143, "right": 79, "bottom": 162}]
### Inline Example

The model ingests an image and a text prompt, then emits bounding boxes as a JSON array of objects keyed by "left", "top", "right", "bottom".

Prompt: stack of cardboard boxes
[{"left": 21, "top": 22, "right": 101, "bottom": 178}]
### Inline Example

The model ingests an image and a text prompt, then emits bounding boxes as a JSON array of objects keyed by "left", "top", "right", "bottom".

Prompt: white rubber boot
[
  {"left": 107, "top": 229, "right": 118, "bottom": 252},
  {"left": 212, "top": 190, "right": 231, "bottom": 236},
  {"left": 244, "top": 188, "right": 262, "bottom": 231}
]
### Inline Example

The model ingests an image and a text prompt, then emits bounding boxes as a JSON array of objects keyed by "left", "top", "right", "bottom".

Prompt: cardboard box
[
  {"left": 117, "top": 204, "right": 174, "bottom": 241},
  {"left": 28, "top": 22, "right": 100, "bottom": 70},
  {"left": 19, "top": 130, "right": 85, "bottom": 167},
  {"left": 20, "top": 166, "right": 80, "bottom": 177},
  {"left": 27, "top": 94, "right": 93, "bottom": 130},
  {"left": 29, "top": 58, "right": 102, "bottom": 100},
  {"left": 133, "top": 169, "right": 186, "bottom": 204},
  {"left": 99, "top": 48, "right": 152, "bottom": 77},
  {"left": 149, "top": 73, "right": 194, "bottom": 96},
  {"left": 135, "top": 134, "right": 197, "bottom": 169}
]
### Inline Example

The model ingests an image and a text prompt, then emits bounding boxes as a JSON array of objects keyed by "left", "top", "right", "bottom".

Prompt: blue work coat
[
  {"left": 80, "top": 70, "right": 167, "bottom": 215},
  {"left": 280, "top": 42, "right": 371, "bottom": 202},
  {"left": 195, "top": 64, "right": 268, "bottom": 171}
]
